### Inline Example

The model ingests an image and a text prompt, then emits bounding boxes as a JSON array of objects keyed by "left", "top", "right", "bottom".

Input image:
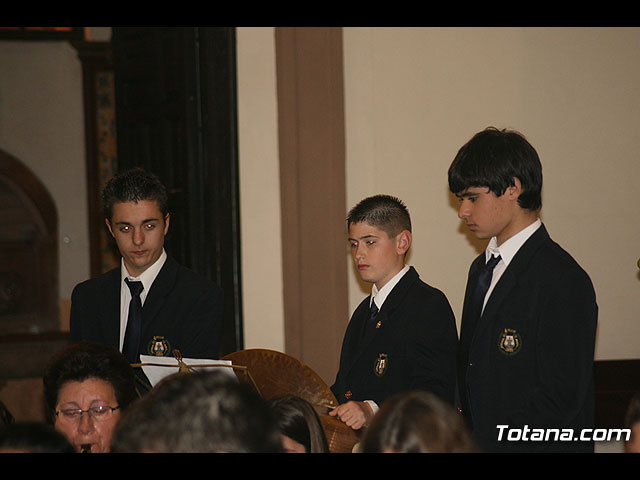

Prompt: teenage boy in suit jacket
[
  {"left": 449, "top": 127, "right": 598, "bottom": 452},
  {"left": 329, "top": 195, "right": 457, "bottom": 431},
  {"left": 69, "top": 168, "right": 223, "bottom": 391}
]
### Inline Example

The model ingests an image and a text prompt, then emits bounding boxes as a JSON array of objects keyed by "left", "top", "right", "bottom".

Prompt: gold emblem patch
[
  {"left": 498, "top": 328, "right": 521, "bottom": 355},
  {"left": 148, "top": 336, "right": 170, "bottom": 356},
  {"left": 374, "top": 353, "right": 388, "bottom": 376}
]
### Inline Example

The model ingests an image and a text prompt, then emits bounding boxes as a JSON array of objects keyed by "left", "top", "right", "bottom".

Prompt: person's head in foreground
[
  {"left": 111, "top": 370, "right": 283, "bottom": 453},
  {"left": 624, "top": 393, "right": 640, "bottom": 453},
  {"left": 360, "top": 390, "right": 478, "bottom": 453},
  {"left": 268, "top": 394, "right": 329, "bottom": 453},
  {"left": 43, "top": 341, "right": 137, "bottom": 453},
  {"left": 0, "top": 422, "right": 75, "bottom": 453}
]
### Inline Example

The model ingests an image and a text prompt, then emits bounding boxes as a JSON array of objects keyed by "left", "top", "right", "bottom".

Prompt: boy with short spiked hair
[{"left": 329, "top": 194, "right": 457, "bottom": 430}]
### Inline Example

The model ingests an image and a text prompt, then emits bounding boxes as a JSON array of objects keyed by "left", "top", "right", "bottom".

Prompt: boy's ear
[
  {"left": 105, "top": 218, "right": 114, "bottom": 238},
  {"left": 163, "top": 212, "right": 171, "bottom": 235},
  {"left": 508, "top": 177, "right": 523, "bottom": 200},
  {"left": 395, "top": 230, "right": 412, "bottom": 255}
]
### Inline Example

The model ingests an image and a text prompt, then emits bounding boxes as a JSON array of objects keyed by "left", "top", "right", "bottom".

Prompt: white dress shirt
[
  {"left": 370, "top": 264, "right": 411, "bottom": 310},
  {"left": 482, "top": 218, "right": 541, "bottom": 313},
  {"left": 119, "top": 249, "right": 167, "bottom": 351},
  {"left": 365, "top": 264, "right": 411, "bottom": 414}
]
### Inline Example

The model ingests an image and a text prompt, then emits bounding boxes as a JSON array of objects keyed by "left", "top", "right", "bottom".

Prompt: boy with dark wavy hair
[{"left": 449, "top": 127, "right": 597, "bottom": 453}]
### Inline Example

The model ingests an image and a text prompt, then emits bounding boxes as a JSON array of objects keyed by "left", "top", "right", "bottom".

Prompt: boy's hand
[{"left": 329, "top": 400, "right": 374, "bottom": 430}]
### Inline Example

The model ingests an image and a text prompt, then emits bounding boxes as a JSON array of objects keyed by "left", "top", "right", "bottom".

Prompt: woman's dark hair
[
  {"left": 42, "top": 341, "right": 137, "bottom": 424},
  {"left": 0, "top": 422, "right": 75, "bottom": 453},
  {"left": 268, "top": 394, "right": 329, "bottom": 453},
  {"left": 625, "top": 392, "right": 640, "bottom": 428},
  {"left": 360, "top": 390, "right": 477, "bottom": 453},
  {"left": 448, "top": 127, "right": 543, "bottom": 211}
]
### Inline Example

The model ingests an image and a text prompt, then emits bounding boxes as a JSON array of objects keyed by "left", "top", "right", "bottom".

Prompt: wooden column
[{"left": 275, "top": 27, "right": 349, "bottom": 384}]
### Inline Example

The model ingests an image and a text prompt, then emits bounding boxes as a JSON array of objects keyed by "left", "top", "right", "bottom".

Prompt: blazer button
[{"left": 345, "top": 390, "right": 352, "bottom": 400}]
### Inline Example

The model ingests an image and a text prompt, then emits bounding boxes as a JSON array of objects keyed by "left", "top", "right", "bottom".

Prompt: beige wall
[
  {"left": 0, "top": 30, "right": 288, "bottom": 350},
  {"left": 1, "top": 27, "right": 638, "bottom": 363},
  {"left": 237, "top": 27, "right": 640, "bottom": 361},
  {"left": 342, "top": 27, "right": 640, "bottom": 361},
  {"left": 0, "top": 40, "right": 89, "bottom": 303},
  {"left": 236, "top": 28, "right": 285, "bottom": 351}
]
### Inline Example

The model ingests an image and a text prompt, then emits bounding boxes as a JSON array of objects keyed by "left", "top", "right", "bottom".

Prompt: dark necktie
[
  {"left": 469, "top": 254, "right": 502, "bottom": 326},
  {"left": 458, "top": 254, "right": 502, "bottom": 427},
  {"left": 362, "top": 300, "right": 379, "bottom": 341},
  {"left": 369, "top": 300, "right": 379, "bottom": 326},
  {"left": 123, "top": 278, "right": 144, "bottom": 364}
]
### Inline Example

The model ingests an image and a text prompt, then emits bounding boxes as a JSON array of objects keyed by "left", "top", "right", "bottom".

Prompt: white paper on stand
[{"left": 140, "top": 355, "right": 235, "bottom": 388}]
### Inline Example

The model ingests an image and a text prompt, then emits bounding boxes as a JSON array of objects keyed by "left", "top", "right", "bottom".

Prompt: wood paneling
[
  {"left": 111, "top": 27, "right": 243, "bottom": 356},
  {"left": 275, "top": 27, "right": 349, "bottom": 384}
]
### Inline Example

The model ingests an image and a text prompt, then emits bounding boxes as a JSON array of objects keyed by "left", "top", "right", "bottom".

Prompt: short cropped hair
[
  {"left": 42, "top": 342, "right": 137, "bottom": 425},
  {"left": 102, "top": 168, "right": 169, "bottom": 220},
  {"left": 347, "top": 194, "right": 412, "bottom": 238},
  {"left": 448, "top": 127, "right": 543, "bottom": 211},
  {"left": 111, "top": 371, "right": 283, "bottom": 453}
]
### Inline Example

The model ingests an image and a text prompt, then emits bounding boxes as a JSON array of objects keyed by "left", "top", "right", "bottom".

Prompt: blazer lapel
[
  {"left": 142, "top": 255, "right": 179, "bottom": 323},
  {"left": 339, "top": 299, "right": 369, "bottom": 377},
  {"left": 346, "top": 267, "right": 419, "bottom": 372},
  {"left": 478, "top": 224, "right": 551, "bottom": 323},
  {"left": 460, "top": 254, "right": 486, "bottom": 343},
  {"left": 479, "top": 267, "right": 517, "bottom": 324},
  {"left": 103, "top": 268, "right": 123, "bottom": 349},
  {"left": 378, "top": 267, "right": 419, "bottom": 321}
]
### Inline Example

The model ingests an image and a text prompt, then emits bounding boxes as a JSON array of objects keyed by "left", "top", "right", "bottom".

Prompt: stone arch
[{"left": 0, "top": 149, "right": 58, "bottom": 334}]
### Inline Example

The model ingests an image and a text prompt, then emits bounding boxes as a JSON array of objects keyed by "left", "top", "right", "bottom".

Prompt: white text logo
[{"left": 496, "top": 424, "right": 630, "bottom": 442}]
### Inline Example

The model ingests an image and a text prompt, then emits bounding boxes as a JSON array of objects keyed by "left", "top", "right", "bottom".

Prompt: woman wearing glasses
[{"left": 43, "top": 341, "right": 137, "bottom": 453}]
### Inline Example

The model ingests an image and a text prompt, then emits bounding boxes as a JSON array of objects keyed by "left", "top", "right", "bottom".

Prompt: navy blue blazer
[
  {"left": 331, "top": 267, "right": 458, "bottom": 407},
  {"left": 69, "top": 255, "right": 223, "bottom": 361},
  {"left": 458, "top": 224, "right": 598, "bottom": 452}
]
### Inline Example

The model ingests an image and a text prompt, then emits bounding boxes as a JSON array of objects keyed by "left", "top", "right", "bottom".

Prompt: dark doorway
[{"left": 111, "top": 27, "right": 242, "bottom": 356}]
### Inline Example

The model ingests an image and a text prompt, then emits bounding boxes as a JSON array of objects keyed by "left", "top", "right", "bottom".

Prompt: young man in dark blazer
[
  {"left": 449, "top": 127, "right": 598, "bottom": 452},
  {"left": 329, "top": 195, "right": 457, "bottom": 431},
  {"left": 69, "top": 169, "right": 223, "bottom": 391}
]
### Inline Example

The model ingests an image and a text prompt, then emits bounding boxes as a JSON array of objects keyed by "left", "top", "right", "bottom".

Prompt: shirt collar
[
  {"left": 121, "top": 249, "right": 167, "bottom": 295},
  {"left": 486, "top": 218, "right": 541, "bottom": 266},
  {"left": 371, "top": 264, "right": 410, "bottom": 309}
]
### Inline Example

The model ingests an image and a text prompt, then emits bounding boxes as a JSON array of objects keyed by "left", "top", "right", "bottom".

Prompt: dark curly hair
[{"left": 42, "top": 341, "right": 137, "bottom": 424}]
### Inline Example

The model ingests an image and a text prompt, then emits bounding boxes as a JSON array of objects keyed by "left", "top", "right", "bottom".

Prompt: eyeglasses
[{"left": 55, "top": 405, "right": 120, "bottom": 423}]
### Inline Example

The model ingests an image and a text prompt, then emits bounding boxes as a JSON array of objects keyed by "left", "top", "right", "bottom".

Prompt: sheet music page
[{"left": 140, "top": 355, "right": 235, "bottom": 387}]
